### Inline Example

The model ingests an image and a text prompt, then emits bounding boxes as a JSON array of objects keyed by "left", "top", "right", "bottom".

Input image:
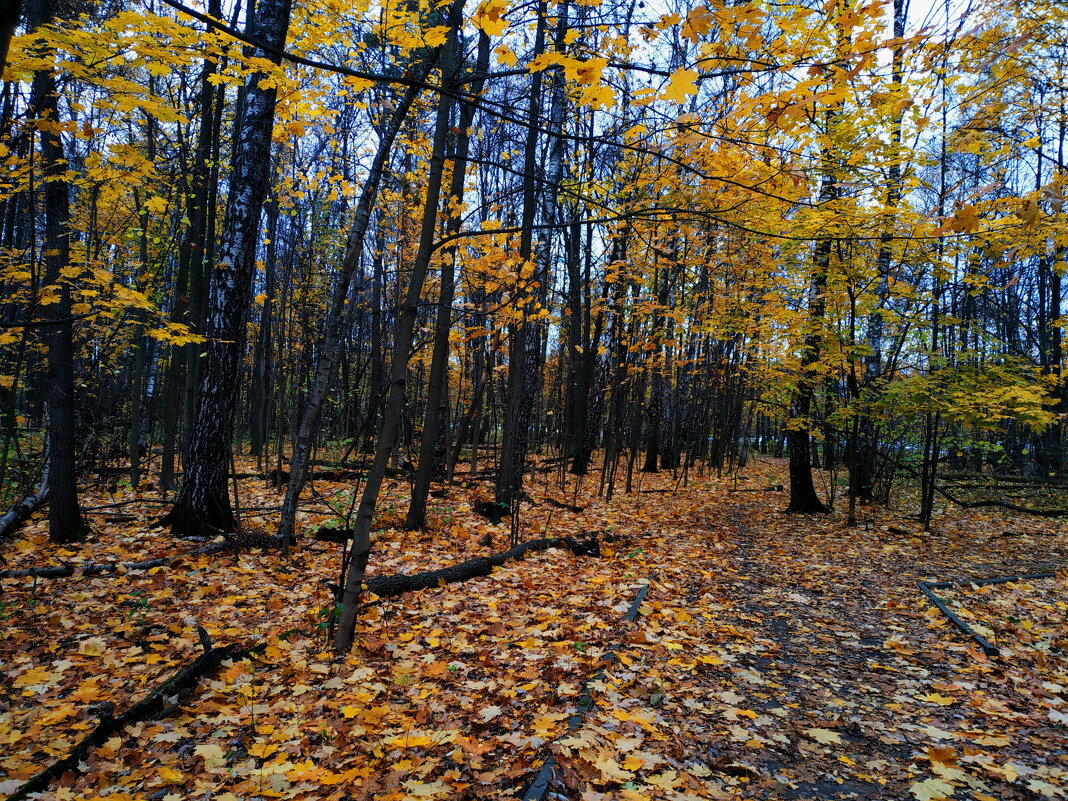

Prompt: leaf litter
[{"left": 1, "top": 457, "right": 1068, "bottom": 800}]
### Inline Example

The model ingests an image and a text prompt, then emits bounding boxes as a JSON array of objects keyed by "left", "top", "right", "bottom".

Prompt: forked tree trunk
[
  {"left": 334, "top": 8, "right": 464, "bottom": 649},
  {"left": 406, "top": 32, "right": 490, "bottom": 530},
  {"left": 276, "top": 76, "right": 431, "bottom": 551}
]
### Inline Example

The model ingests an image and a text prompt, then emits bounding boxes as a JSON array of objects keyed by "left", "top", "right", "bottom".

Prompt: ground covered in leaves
[{"left": 2, "top": 458, "right": 1068, "bottom": 800}]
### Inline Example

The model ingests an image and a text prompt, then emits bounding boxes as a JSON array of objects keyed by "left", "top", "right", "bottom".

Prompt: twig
[
  {"left": 917, "top": 580, "right": 998, "bottom": 656},
  {"left": 522, "top": 583, "right": 649, "bottom": 801}
]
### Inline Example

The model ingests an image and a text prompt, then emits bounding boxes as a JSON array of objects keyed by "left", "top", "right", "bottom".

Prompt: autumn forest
[{"left": 2, "top": 0, "right": 1068, "bottom": 797}]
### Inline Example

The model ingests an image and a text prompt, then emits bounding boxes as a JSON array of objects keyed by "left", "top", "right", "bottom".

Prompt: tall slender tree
[
  {"left": 160, "top": 0, "right": 293, "bottom": 536},
  {"left": 27, "top": 0, "right": 90, "bottom": 543}
]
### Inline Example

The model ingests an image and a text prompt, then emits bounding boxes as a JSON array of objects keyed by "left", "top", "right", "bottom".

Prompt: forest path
[{"left": 619, "top": 485, "right": 1068, "bottom": 800}]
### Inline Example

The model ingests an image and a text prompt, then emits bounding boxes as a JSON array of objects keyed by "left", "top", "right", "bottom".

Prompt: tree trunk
[
  {"left": 249, "top": 194, "right": 278, "bottom": 459},
  {"left": 495, "top": 0, "right": 549, "bottom": 507},
  {"left": 27, "top": 0, "right": 89, "bottom": 543},
  {"left": 334, "top": 7, "right": 464, "bottom": 649},
  {"left": 407, "top": 32, "right": 490, "bottom": 530},
  {"left": 786, "top": 189, "right": 834, "bottom": 514},
  {"left": 276, "top": 77, "right": 430, "bottom": 550},
  {"left": 159, "top": 0, "right": 292, "bottom": 537},
  {"left": 161, "top": 17, "right": 223, "bottom": 490}
]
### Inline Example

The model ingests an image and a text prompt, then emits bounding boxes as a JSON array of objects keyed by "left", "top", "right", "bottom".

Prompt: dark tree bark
[
  {"left": 786, "top": 171, "right": 835, "bottom": 515},
  {"left": 567, "top": 223, "right": 607, "bottom": 476},
  {"left": 406, "top": 31, "right": 490, "bottom": 531},
  {"left": 248, "top": 193, "right": 278, "bottom": 460},
  {"left": 0, "top": 0, "right": 20, "bottom": 73},
  {"left": 851, "top": 1, "right": 906, "bottom": 511},
  {"left": 334, "top": 5, "right": 464, "bottom": 649},
  {"left": 496, "top": 0, "right": 549, "bottom": 507},
  {"left": 277, "top": 75, "right": 431, "bottom": 550},
  {"left": 159, "top": 0, "right": 292, "bottom": 537},
  {"left": 27, "top": 0, "right": 90, "bottom": 543}
]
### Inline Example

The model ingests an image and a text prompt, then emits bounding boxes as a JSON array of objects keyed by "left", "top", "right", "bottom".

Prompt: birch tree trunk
[{"left": 160, "top": 0, "right": 292, "bottom": 537}]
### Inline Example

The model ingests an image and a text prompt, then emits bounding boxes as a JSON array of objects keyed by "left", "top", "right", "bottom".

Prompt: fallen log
[
  {"left": 6, "top": 641, "right": 262, "bottom": 801},
  {"left": 877, "top": 454, "right": 1068, "bottom": 518},
  {"left": 924, "top": 572, "right": 1056, "bottom": 589},
  {"left": 313, "top": 526, "right": 354, "bottom": 544},
  {"left": 0, "top": 487, "right": 48, "bottom": 540},
  {"left": 544, "top": 498, "right": 585, "bottom": 513},
  {"left": 364, "top": 534, "right": 601, "bottom": 599},
  {"left": 728, "top": 484, "right": 783, "bottom": 493},
  {"left": 992, "top": 530, "right": 1057, "bottom": 540},
  {"left": 0, "top": 535, "right": 282, "bottom": 580},
  {"left": 938, "top": 497, "right": 1068, "bottom": 517}
]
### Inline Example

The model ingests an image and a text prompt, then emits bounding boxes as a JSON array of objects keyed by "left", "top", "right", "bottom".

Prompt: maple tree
[{"left": 3, "top": 0, "right": 1068, "bottom": 796}]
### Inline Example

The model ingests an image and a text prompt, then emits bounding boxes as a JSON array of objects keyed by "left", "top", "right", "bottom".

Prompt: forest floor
[{"left": 2, "top": 457, "right": 1068, "bottom": 800}]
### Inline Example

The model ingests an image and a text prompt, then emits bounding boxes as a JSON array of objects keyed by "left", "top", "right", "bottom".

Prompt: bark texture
[
  {"left": 27, "top": 0, "right": 89, "bottom": 543},
  {"left": 160, "top": 0, "right": 292, "bottom": 537}
]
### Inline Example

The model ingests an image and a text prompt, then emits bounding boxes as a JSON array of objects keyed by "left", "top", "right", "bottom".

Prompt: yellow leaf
[
  {"left": 593, "top": 754, "right": 634, "bottom": 783},
  {"left": 662, "top": 68, "right": 699, "bottom": 103},
  {"left": 423, "top": 25, "right": 450, "bottom": 47},
  {"left": 157, "top": 766, "right": 184, "bottom": 784},
  {"left": 247, "top": 741, "right": 278, "bottom": 759},
  {"left": 494, "top": 44, "right": 517, "bottom": 66},
  {"left": 402, "top": 779, "right": 453, "bottom": 797},
  {"left": 645, "top": 769, "right": 680, "bottom": 789},
  {"left": 342, "top": 75, "right": 375, "bottom": 93},
  {"left": 919, "top": 693, "right": 956, "bottom": 706},
  {"left": 13, "top": 667, "right": 61, "bottom": 688},
  {"left": 145, "top": 61, "right": 171, "bottom": 77},
  {"left": 195, "top": 743, "right": 227, "bottom": 770},
  {"left": 926, "top": 745, "right": 956, "bottom": 768},
  {"left": 910, "top": 777, "right": 954, "bottom": 801},
  {"left": 681, "top": 5, "right": 713, "bottom": 42},
  {"left": 472, "top": 0, "right": 508, "bottom": 36},
  {"left": 805, "top": 727, "right": 842, "bottom": 745}
]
